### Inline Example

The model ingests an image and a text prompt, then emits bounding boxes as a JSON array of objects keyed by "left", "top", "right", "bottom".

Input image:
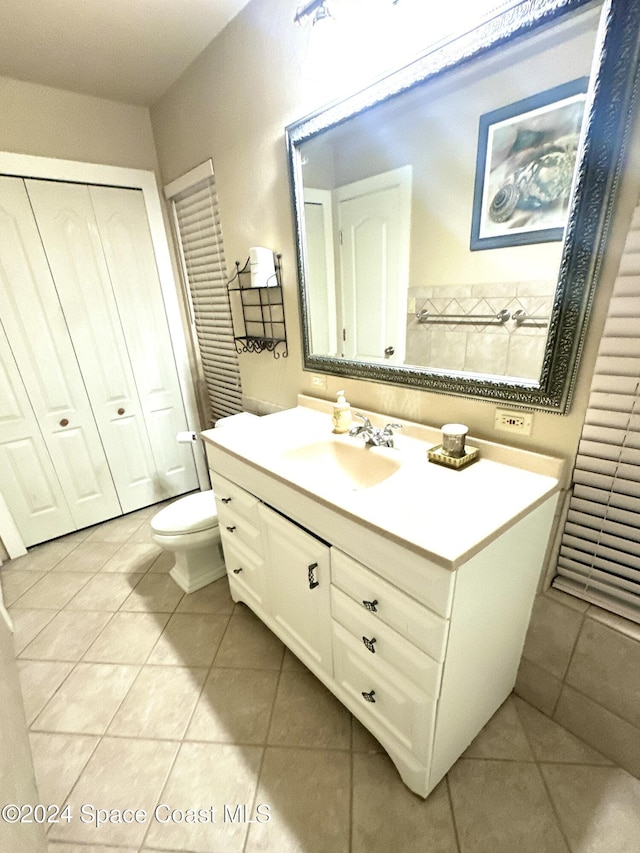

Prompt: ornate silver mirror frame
[{"left": 286, "top": 0, "right": 640, "bottom": 412}]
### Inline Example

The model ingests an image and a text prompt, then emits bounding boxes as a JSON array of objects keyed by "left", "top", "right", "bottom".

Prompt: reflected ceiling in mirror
[{"left": 286, "top": 0, "right": 640, "bottom": 412}]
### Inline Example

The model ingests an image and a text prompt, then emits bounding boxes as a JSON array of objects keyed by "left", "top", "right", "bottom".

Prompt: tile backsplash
[{"left": 406, "top": 281, "right": 555, "bottom": 380}]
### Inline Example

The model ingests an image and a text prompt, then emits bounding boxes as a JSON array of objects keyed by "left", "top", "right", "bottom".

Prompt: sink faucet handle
[
  {"left": 353, "top": 412, "right": 372, "bottom": 427},
  {"left": 384, "top": 423, "right": 402, "bottom": 431}
]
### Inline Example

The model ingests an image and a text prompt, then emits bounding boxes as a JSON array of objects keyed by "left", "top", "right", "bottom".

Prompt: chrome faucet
[{"left": 349, "top": 413, "right": 402, "bottom": 448}]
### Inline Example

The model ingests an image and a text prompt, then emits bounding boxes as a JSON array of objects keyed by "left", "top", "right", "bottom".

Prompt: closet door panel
[
  {"left": 89, "top": 186, "right": 198, "bottom": 495},
  {"left": 25, "top": 179, "right": 159, "bottom": 513},
  {"left": 0, "top": 177, "right": 121, "bottom": 535},
  {"left": 0, "top": 323, "right": 75, "bottom": 545}
]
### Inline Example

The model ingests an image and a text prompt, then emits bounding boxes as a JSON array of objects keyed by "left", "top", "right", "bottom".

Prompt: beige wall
[
  {"left": 0, "top": 75, "right": 158, "bottom": 170},
  {"left": 150, "top": 0, "right": 640, "bottom": 465}
]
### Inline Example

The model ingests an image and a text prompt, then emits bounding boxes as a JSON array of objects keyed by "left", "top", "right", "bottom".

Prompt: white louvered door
[
  {"left": 0, "top": 177, "right": 121, "bottom": 543},
  {"left": 553, "top": 202, "right": 640, "bottom": 623}
]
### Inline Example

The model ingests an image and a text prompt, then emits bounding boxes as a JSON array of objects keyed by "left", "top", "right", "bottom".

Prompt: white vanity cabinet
[
  {"left": 259, "top": 504, "right": 333, "bottom": 675},
  {"left": 203, "top": 401, "right": 563, "bottom": 798},
  {"left": 210, "top": 471, "right": 267, "bottom": 611}
]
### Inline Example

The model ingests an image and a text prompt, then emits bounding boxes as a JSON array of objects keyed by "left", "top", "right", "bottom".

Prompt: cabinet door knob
[
  {"left": 362, "top": 690, "right": 376, "bottom": 703},
  {"left": 362, "top": 599, "right": 378, "bottom": 612},
  {"left": 308, "top": 562, "right": 319, "bottom": 589},
  {"left": 221, "top": 497, "right": 232, "bottom": 504},
  {"left": 59, "top": 418, "right": 69, "bottom": 427},
  {"left": 233, "top": 567, "right": 243, "bottom": 574},
  {"left": 362, "top": 636, "right": 377, "bottom": 653},
  {"left": 226, "top": 525, "right": 236, "bottom": 533},
  {"left": 117, "top": 407, "right": 125, "bottom": 415}
]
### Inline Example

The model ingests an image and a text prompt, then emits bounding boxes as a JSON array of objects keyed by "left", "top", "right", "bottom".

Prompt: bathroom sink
[{"left": 278, "top": 439, "right": 401, "bottom": 491}]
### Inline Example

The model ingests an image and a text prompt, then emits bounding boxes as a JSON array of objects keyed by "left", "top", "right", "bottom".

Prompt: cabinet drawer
[
  {"left": 210, "top": 471, "right": 261, "bottom": 528},
  {"left": 331, "top": 549, "right": 449, "bottom": 662},
  {"left": 332, "top": 621, "right": 435, "bottom": 764},
  {"left": 331, "top": 586, "right": 442, "bottom": 699},
  {"left": 218, "top": 504, "right": 263, "bottom": 558},
  {"left": 222, "top": 536, "right": 266, "bottom": 611}
]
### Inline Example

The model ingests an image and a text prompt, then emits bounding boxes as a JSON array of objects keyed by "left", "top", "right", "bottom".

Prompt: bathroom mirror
[{"left": 286, "top": 0, "right": 640, "bottom": 412}]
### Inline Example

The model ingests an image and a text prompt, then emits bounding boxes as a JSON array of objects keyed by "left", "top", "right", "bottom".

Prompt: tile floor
[{"left": 2, "top": 505, "right": 640, "bottom": 852}]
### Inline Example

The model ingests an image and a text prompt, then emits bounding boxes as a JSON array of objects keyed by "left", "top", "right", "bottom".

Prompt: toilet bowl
[
  {"left": 151, "top": 490, "right": 224, "bottom": 594},
  {"left": 151, "top": 412, "right": 258, "bottom": 593}
]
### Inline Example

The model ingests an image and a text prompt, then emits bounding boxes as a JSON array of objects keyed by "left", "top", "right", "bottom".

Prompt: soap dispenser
[{"left": 332, "top": 390, "right": 352, "bottom": 434}]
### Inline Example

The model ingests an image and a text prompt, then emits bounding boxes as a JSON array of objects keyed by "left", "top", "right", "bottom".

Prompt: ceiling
[{"left": 0, "top": 0, "right": 253, "bottom": 106}]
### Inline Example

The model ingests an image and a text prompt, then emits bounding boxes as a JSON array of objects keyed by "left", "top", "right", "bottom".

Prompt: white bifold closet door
[
  {"left": 0, "top": 177, "right": 121, "bottom": 542},
  {"left": 0, "top": 177, "right": 198, "bottom": 547},
  {"left": 26, "top": 180, "right": 197, "bottom": 514}
]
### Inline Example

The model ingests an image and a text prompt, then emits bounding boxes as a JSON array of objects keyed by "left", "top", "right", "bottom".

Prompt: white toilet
[{"left": 150, "top": 412, "right": 257, "bottom": 594}]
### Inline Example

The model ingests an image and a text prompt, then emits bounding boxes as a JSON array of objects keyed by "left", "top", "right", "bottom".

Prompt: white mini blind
[
  {"left": 553, "top": 202, "right": 640, "bottom": 623},
  {"left": 165, "top": 161, "right": 242, "bottom": 424}
]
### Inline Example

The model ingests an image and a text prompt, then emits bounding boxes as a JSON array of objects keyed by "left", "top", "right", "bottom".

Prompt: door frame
[{"left": 0, "top": 151, "right": 209, "bottom": 554}]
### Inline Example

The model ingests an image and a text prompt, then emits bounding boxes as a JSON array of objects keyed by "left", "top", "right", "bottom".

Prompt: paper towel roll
[
  {"left": 249, "top": 247, "right": 276, "bottom": 288},
  {"left": 176, "top": 431, "right": 198, "bottom": 443}
]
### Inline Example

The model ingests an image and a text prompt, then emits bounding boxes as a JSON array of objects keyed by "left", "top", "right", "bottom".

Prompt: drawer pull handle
[
  {"left": 362, "top": 599, "right": 378, "bottom": 612},
  {"left": 226, "top": 525, "right": 236, "bottom": 533},
  {"left": 59, "top": 418, "right": 69, "bottom": 427},
  {"left": 362, "top": 689, "right": 376, "bottom": 703},
  {"left": 308, "top": 562, "right": 319, "bottom": 589},
  {"left": 233, "top": 568, "right": 243, "bottom": 574},
  {"left": 221, "top": 497, "right": 232, "bottom": 504},
  {"left": 362, "top": 635, "right": 377, "bottom": 653}
]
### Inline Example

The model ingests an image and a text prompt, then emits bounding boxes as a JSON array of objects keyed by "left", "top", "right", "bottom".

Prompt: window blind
[
  {"left": 552, "top": 202, "right": 640, "bottom": 624},
  {"left": 165, "top": 161, "right": 242, "bottom": 424}
]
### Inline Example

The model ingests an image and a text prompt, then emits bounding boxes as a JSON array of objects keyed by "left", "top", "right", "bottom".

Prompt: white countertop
[{"left": 202, "top": 396, "right": 566, "bottom": 569}]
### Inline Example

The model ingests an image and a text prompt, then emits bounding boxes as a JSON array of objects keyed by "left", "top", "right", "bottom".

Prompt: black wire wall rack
[{"left": 227, "top": 254, "right": 288, "bottom": 358}]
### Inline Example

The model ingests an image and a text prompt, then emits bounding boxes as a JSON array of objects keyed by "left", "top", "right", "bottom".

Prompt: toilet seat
[{"left": 151, "top": 490, "right": 218, "bottom": 536}]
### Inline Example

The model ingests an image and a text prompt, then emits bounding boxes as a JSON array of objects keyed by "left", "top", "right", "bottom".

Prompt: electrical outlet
[
  {"left": 494, "top": 408, "right": 533, "bottom": 435},
  {"left": 311, "top": 374, "right": 327, "bottom": 390}
]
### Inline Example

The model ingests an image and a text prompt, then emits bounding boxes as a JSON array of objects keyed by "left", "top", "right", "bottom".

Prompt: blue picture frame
[{"left": 470, "top": 78, "right": 589, "bottom": 251}]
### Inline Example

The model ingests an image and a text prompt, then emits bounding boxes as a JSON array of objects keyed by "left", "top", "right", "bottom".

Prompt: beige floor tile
[
  {"left": 175, "top": 576, "right": 235, "bottom": 614},
  {"left": 186, "top": 667, "right": 279, "bottom": 744},
  {"left": 1, "top": 569, "right": 47, "bottom": 606},
  {"left": 447, "top": 758, "right": 569, "bottom": 853},
  {"left": 351, "top": 717, "right": 385, "bottom": 753},
  {"left": 143, "top": 741, "right": 263, "bottom": 852},
  {"left": 353, "top": 754, "right": 458, "bottom": 853},
  {"left": 119, "top": 573, "right": 184, "bottom": 613},
  {"left": 565, "top": 617, "right": 640, "bottom": 728},
  {"left": 555, "top": 685, "right": 640, "bottom": 779},
  {"left": 127, "top": 518, "right": 156, "bottom": 544},
  {"left": 84, "top": 513, "right": 148, "bottom": 543},
  {"left": 147, "top": 613, "right": 230, "bottom": 667},
  {"left": 268, "top": 669, "right": 351, "bottom": 750},
  {"left": 16, "top": 659, "right": 74, "bottom": 725},
  {"left": 83, "top": 611, "right": 170, "bottom": 664},
  {"left": 146, "top": 550, "right": 175, "bottom": 574},
  {"left": 32, "top": 662, "right": 140, "bottom": 734},
  {"left": 213, "top": 608, "right": 284, "bottom": 670},
  {"left": 19, "top": 610, "right": 112, "bottom": 662},
  {"left": 540, "top": 764, "right": 640, "bottom": 853},
  {"left": 14, "top": 572, "right": 94, "bottom": 609},
  {"left": 48, "top": 844, "right": 138, "bottom": 852},
  {"left": 29, "top": 732, "right": 99, "bottom": 805},
  {"left": 65, "top": 572, "right": 145, "bottom": 611},
  {"left": 100, "top": 542, "right": 163, "bottom": 574},
  {"left": 281, "top": 647, "right": 306, "bottom": 672},
  {"left": 48, "top": 737, "right": 179, "bottom": 847},
  {"left": 51, "top": 541, "right": 121, "bottom": 573},
  {"left": 5, "top": 539, "right": 75, "bottom": 573},
  {"left": 107, "top": 665, "right": 208, "bottom": 739},
  {"left": 245, "top": 746, "right": 351, "bottom": 853},
  {"left": 8, "top": 608, "right": 56, "bottom": 654},
  {"left": 512, "top": 695, "right": 612, "bottom": 764},
  {"left": 463, "top": 696, "right": 534, "bottom": 761}
]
